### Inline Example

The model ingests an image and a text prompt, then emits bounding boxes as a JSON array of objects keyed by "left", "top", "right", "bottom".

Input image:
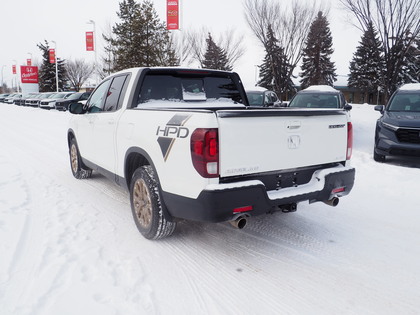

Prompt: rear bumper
[{"left": 162, "top": 165, "right": 355, "bottom": 223}]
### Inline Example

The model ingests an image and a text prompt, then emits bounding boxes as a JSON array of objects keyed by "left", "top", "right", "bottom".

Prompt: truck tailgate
[{"left": 216, "top": 109, "right": 349, "bottom": 178}]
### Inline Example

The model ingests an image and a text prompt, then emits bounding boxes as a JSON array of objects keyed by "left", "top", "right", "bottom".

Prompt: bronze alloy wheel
[
  {"left": 70, "top": 144, "right": 79, "bottom": 174},
  {"left": 133, "top": 178, "right": 152, "bottom": 228},
  {"left": 69, "top": 138, "right": 92, "bottom": 179},
  {"left": 130, "top": 166, "right": 176, "bottom": 239}
]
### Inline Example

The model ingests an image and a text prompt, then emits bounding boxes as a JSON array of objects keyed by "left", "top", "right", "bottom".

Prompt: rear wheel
[
  {"left": 69, "top": 138, "right": 92, "bottom": 179},
  {"left": 130, "top": 166, "right": 176, "bottom": 240}
]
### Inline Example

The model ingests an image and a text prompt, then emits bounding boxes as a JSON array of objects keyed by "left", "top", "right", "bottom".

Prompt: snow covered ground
[{"left": 0, "top": 103, "right": 419, "bottom": 315}]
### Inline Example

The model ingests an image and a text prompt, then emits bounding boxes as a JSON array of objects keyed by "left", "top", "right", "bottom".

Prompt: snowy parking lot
[{"left": 1, "top": 103, "right": 419, "bottom": 314}]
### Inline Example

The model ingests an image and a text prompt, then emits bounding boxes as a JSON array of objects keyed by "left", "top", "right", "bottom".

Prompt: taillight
[
  {"left": 233, "top": 205, "right": 253, "bottom": 214},
  {"left": 347, "top": 122, "right": 353, "bottom": 160},
  {"left": 332, "top": 187, "right": 345, "bottom": 194},
  {"left": 191, "top": 128, "right": 219, "bottom": 178}
]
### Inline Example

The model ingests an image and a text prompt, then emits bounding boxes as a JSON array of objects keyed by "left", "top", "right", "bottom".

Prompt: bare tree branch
[
  {"left": 243, "top": 0, "right": 324, "bottom": 76},
  {"left": 183, "top": 27, "right": 245, "bottom": 69},
  {"left": 65, "top": 59, "right": 94, "bottom": 91},
  {"left": 340, "top": 0, "right": 420, "bottom": 98}
]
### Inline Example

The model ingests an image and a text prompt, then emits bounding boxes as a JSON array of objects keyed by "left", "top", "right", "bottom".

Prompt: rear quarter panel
[{"left": 115, "top": 108, "right": 220, "bottom": 199}]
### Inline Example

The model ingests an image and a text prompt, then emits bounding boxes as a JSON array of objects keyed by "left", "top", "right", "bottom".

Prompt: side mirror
[
  {"left": 344, "top": 104, "right": 352, "bottom": 111},
  {"left": 68, "top": 102, "right": 86, "bottom": 114},
  {"left": 374, "top": 105, "right": 384, "bottom": 114}
]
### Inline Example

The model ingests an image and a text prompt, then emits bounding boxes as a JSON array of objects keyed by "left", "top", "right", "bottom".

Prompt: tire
[
  {"left": 130, "top": 166, "right": 176, "bottom": 240},
  {"left": 69, "top": 138, "right": 92, "bottom": 179},
  {"left": 373, "top": 150, "right": 386, "bottom": 162}
]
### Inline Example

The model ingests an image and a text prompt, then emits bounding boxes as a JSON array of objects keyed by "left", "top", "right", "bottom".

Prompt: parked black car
[
  {"left": 55, "top": 91, "right": 91, "bottom": 111},
  {"left": 374, "top": 83, "right": 420, "bottom": 162},
  {"left": 246, "top": 88, "right": 281, "bottom": 107}
]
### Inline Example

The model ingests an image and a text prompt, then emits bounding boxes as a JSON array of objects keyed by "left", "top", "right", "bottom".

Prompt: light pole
[
  {"left": 12, "top": 59, "right": 19, "bottom": 93},
  {"left": 51, "top": 41, "right": 59, "bottom": 92},
  {"left": 254, "top": 65, "right": 259, "bottom": 86},
  {"left": 87, "top": 20, "right": 97, "bottom": 84},
  {"left": 1, "top": 65, "right": 5, "bottom": 92},
  {"left": 27, "top": 52, "right": 32, "bottom": 66}
]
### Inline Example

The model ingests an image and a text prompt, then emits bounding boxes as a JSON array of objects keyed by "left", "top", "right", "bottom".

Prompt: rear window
[{"left": 137, "top": 73, "right": 243, "bottom": 106}]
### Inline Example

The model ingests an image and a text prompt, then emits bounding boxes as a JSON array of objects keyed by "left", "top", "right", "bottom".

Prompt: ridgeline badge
[{"left": 329, "top": 124, "right": 345, "bottom": 129}]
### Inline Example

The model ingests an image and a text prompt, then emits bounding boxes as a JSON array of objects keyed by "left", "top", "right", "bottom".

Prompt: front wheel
[
  {"left": 69, "top": 138, "right": 92, "bottom": 179},
  {"left": 373, "top": 150, "right": 386, "bottom": 162},
  {"left": 130, "top": 166, "right": 176, "bottom": 240}
]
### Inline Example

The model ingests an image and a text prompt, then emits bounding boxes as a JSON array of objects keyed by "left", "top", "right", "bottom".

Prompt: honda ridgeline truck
[{"left": 67, "top": 67, "right": 355, "bottom": 240}]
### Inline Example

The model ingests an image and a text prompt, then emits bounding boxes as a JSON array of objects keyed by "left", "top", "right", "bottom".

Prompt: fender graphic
[{"left": 156, "top": 114, "right": 191, "bottom": 161}]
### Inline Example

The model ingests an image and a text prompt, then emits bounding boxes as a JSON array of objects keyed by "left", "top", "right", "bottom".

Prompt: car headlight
[{"left": 381, "top": 121, "right": 399, "bottom": 131}]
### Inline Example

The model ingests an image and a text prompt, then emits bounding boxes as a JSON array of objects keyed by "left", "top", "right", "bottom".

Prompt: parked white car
[{"left": 39, "top": 92, "right": 74, "bottom": 109}]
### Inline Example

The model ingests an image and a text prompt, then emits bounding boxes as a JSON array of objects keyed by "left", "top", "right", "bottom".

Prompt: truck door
[
  {"left": 76, "top": 79, "right": 112, "bottom": 162},
  {"left": 90, "top": 74, "right": 130, "bottom": 173}
]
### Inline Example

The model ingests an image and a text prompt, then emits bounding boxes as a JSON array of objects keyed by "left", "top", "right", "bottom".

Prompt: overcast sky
[{"left": 0, "top": 0, "right": 361, "bottom": 90}]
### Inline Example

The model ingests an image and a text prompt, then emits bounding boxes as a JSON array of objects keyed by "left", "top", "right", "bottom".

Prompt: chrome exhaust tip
[
  {"left": 323, "top": 197, "right": 339, "bottom": 207},
  {"left": 229, "top": 216, "right": 247, "bottom": 229}
]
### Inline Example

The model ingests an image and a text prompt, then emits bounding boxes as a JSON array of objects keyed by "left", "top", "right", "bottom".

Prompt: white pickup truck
[{"left": 68, "top": 67, "right": 355, "bottom": 240}]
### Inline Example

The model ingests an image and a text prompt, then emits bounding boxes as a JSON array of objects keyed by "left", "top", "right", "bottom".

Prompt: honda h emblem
[{"left": 288, "top": 135, "right": 301, "bottom": 149}]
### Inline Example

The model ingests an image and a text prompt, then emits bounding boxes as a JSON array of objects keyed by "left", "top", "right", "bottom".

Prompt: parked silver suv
[{"left": 288, "top": 85, "right": 351, "bottom": 110}]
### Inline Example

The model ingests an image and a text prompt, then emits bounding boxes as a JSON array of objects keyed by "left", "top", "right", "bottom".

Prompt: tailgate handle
[{"left": 287, "top": 121, "right": 301, "bottom": 130}]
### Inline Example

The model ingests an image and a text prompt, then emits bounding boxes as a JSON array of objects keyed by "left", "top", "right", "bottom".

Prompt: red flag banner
[
  {"left": 86, "top": 31, "right": 94, "bottom": 51},
  {"left": 27, "top": 59, "right": 32, "bottom": 66},
  {"left": 167, "top": 0, "right": 179, "bottom": 30},
  {"left": 49, "top": 49, "right": 56, "bottom": 64},
  {"left": 20, "top": 66, "right": 39, "bottom": 84},
  {"left": 12, "top": 65, "right": 16, "bottom": 74}
]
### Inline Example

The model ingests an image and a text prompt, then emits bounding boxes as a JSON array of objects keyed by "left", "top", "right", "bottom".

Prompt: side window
[
  {"left": 81, "top": 92, "right": 90, "bottom": 100},
  {"left": 87, "top": 80, "right": 111, "bottom": 113},
  {"left": 104, "top": 75, "right": 128, "bottom": 112},
  {"left": 264, "top": 93, "right": 271, "bottom": 105},
  {"left": 271, "top": 92, "right": 278, "bottom": 103},
  {"left": 340, "top": 93, "right": 346, "bottom": 107}
]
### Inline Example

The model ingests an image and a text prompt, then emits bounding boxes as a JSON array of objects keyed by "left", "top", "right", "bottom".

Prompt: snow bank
[{"left": 0, "top": 103, "right": 419, "bottom": 314}]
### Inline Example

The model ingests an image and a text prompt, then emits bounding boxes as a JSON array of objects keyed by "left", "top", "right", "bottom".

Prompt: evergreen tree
[
  {"left": 401, "top": 35, "right": 420, "bottom": 84},
  {"left": 411, "top": 37, "right": 420, "bottom": 82},
  {"left": 258, "top": 26, "right": 294, "bottom": 100},
  {"left": 385, "top": 34, "right": 419, "bottom": 94},
  {"left": 105, "top": 0, "right": 178, "bottom": 72},
  {"left": 202, "top": 33, "right": 231, "bottom": 71},
  {"left": 37, "top": 40, "right": 67, "bottom": 92},
  {"left": 102, "top": 32, "right": 116, "bottom": 78},
  {"left": 348, "top": 22, "right": 384, "bottom": 102},
  {"left": 300, "top": 11, "right": 336, "bottom": 89}
]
